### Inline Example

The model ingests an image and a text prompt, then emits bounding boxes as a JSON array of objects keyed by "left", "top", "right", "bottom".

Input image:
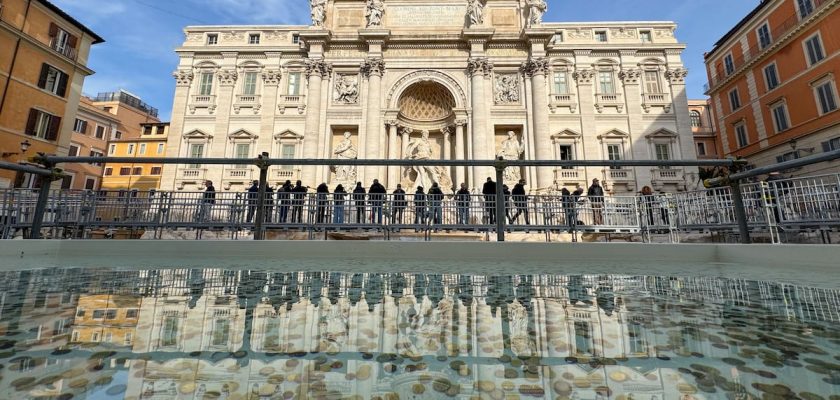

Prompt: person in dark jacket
[
  {"left": 502, "top": 185, "right": 512, "bottom": 223},
  {"left": 455, "top": 183, "right": 471, "bottom": 225},
  {"left": 352, "top": 182, "right": 366, "bottom": 224},
  {"left": 246, "top": 180, "right": 259, "bottom": 223},
  {"left": 510, "top": 179, "right": 530, "bottom": 225},
  {"left": 198, "top": 180, "right": 216, "bottom": 222},
  {"left": 413, "top": 186, "right": 427, "bottom": 227},
  {"left": 277, "top": 180, "right": 292, "bottom": 223},
  {"left": 587, "top": 178, "right": 605, "bottom": 225},
  {"left": 333, "top": 184, "right": 347, "bottom": 224},
  {"left": 482, "top": 177, "right": 497, "bottom": 225},
  {"left": 561, "top": 188, "right": 574, "bottom": 231},
  {"left": 392, "top": 184, "right": 406, "bottom": 224},
  {"left": 291, "top": 180, "right": 308, "bottom": 223},
  {"left": 264, "top": 184, "right": 275, "bottom": 223},
  {"left": 368, "top": 179, "right": 387, "bottom": 224},
  {"left": 428, "top": 183, "right": 444, "bottom": 225},
  {"left": 316, "top": 183, "right": 330, "bottom": 224}
]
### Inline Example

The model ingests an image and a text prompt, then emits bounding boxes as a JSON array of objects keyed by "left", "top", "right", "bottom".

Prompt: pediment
[
  {"left": 274, "top": 130, "right": 302, "bottom": 140},
  {"left": 183, "top": 129, "right": 213, "bottom": 140},
  {"left": 551, "top": 129, "right": 581, "bottom": 139},
  {"left": 645, "top": 128, "right": 678, "bottom": 139},
  {"left": 597, "top": 129, "right": 629, "bottom": 140},
  {"left": 229, "top": 129, "right": 258, "bottom": 140}
]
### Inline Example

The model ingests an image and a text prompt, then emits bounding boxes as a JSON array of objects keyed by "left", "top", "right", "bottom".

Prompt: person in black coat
[
  {"left": 199, "top": 180, "right": 216, "bottom": 222},
  {"left": 246, "top": 180, "right": 259, "bottom": 223},
  {"left": 264, "top": 184, "right": 275, "bottom": 223},
  {"left": 482, "top": 177, "right": 497, "bottom": 225},
  {"left": 277, "top": 180, "right": 292, "bottom": 223},
  {"left": 316, "top": 183, "right": 330, "bottom": 224},
  {"left": 291, "top": 180, "right": 308, "bottom": 223},
  {"left": 333, "top": 184, "right": 347, "bottom": 224},
  {"left": 352, "top": 182, "right": 366, "bottom": 224},
  {"left": 455, "top": 183, "right": 471, "bottom": 225},
  {"left": 587, "top": 178, "right": 605, "bottom": 225},
  {"left": 428, "top": 183, "right": 444, "bottom": 225},
  {"left": 510, "top": 179, "right": 530, "bottom": 225},
  {"left": 502, "top": 184, "right": 512, "bottom": 223},
  {"left": 368, "top": 179, "right": 387, "bottom": 224},
  {"left": 413, "top": 186, "right": 427, "bottom": 226},
  {"left": 392, "top": 184, "right": 407, "bottom": 224}
]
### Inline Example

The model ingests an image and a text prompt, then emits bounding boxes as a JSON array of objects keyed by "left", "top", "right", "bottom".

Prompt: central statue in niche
[{"left": 403, "top": 130, "right": 452, "bottom": 191}]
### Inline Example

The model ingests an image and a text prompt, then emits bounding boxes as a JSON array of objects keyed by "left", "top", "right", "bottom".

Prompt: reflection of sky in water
[{"left": 0, "top": 268, "right": 838, "bottom": 399}]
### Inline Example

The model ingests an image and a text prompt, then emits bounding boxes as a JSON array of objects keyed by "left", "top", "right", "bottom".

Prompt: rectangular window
[
  {"left": 757, "top": 23, "right": 772, "bottom": 49},
  {"left": 114, "top": 131, "right": 122, "bottom": 139},
  {"left": 143, "top": 125, "right": 153, "bottom": 135},
  {"left": 264, "top": 318, "right": 280, "bottom": 349},
  {"left": 798, "top": 0, "right": 814, "bottom": 18},
  {"left": 61, "top": 175, "right": 73, "bottom": 189},
  {"left": 38, "top": 64, "right": 68, "bottom": 97},
  {"left": 559, "top": 145, "right": 573, "bottom": 169},
  {"left": 280, "top": 144, "right": 296, "bottom": 170},
  {"left": 234, "top": 143, "right": 250, "bottom": 159},
  {"left": 574, "top": 321, "right": 593, "bottom": 355},
  {"left": 212, "top": 319, "right": 230, "bottom": 346},
  {"left": 595, "top": 31, "right": 607, "bottom": 42},
  {"left": 552, "top": 32, "right": 564, "bottom": 44},
  {"left": 85, "top": 178, "right": 96, "bottom": 191},
  {"left": 109, "top": 144, "right": 116, "bottom": 155},
  {"left": 161, "top": 316, "right": 178, "bottom": 347},
  {"left": 26, "top": 109, "right": 61, "bottom": 141},
  {"left": 822, "top": 137, "right": 840, "bottom": 152},
  {"left": 628, "top": 322, "right": 647, "bottom": 354},
  {"left": 127, "top": 144, "right": 135, "bottom": 154},
  {"left": 249, "top": 34, "right": 260, "bottom": 44},
  {"left": 158, "top": 143, "right": 165, "bottom": 154},
  {"left": 92, "top": 332, "right": 100, "bottom": 342},
  {"left": 139, "top": 143, "right": 146, "bottom": 155},
  {"left": 724, "top": 54, "right": 735, "bottom": 76},
  {"left": 199, "top": 73, "right": 214, "bottom": 96},
  {"left": 189, "top": 143, "right": 205, "bottom": 168},
  {"left": 640, "top": 30, "right": 652, "bottom": 43},
  {"left": 124, "top": 332, "right": 133, "bottom": 346},
  {"left": 644, "top": 70, "right": 661, "bottom": 93},
  {"left": 104, "top": 168, "right": 113, "bottom": 176},
  {"left": 729, "top": 88, "right": 741, "bottom": 111},
  {"left": 105, "top": 309, "right": 117, "bottom": 319},
  {"left": 777, "top": 151, "right": 800, "bottom": 163},
  {"left": 598, "top": 71, "right": 614, "bottom": 94},
  {"left": 771, "top": 102, "right": 790, "bottom": 132},
  {"left": 68, "top": 144, "right": 79, "bottom": 157},
  {"left": 150, "top": 166, "right": 162, "bottom": 175},
  {"left": 243, "top": 72, "right": 258, "bottom": 95},
  {"left": 804, "top": 34, "right": 825, "bottom": 66},
  {"left": 815, "top": 81, "right": 838, "bottom": 114},
  {"left": 126, "top": 309, "right": 139, "bottom": 319},
  {"left": 292, "top": 34, "right": 300, "bottom": 44},
  {"left": 735, "top": 123, "right": 749, "bottom": 148},
  {"left": 697, "top": 142, "right": 706, "bottom": 156},
  {"left": 287, "top": 72, "right": 301, "bottom": 95},
  {"left": 119, "top": 167, "right": 131, "bottom": 176},
  {"left": 207, "top": 34, "right": 218, "bottom": 45},
  {"left": 655, "top": 143, "right": 671, "bottom": 161},
  {"left": 764, "top": 63, "right": 780, "bottom": 90},
  {"left": 92, "top": 309, "right": 105, "bottom": 319},
  {"left": 553, "top": 72, "right": 568, "bottom": 94},
  {"left": 73, "top": 119, "right": 87, "bottom": 133},
  {"left": 607, "top": 144, "right": 622, "bottom": 169},
  {"left": 95, "top": 125, "right": 106, "bottom": 139},
  {"left": 132, "top": 167, "right": 143, "bottom": 175}
]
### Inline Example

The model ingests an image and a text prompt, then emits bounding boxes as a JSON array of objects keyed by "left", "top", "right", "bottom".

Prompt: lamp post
[{"left": 1, "top": 140, "right": 32, "bottom": 159}]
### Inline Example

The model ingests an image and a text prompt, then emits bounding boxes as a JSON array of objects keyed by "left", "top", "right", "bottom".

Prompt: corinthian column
[
  {"left": 387, "top": 120, "right": 399, "bottom": 189},
  {"left": 362, "top": 58, "right": 385, "bottom": 183},
  {"left": 468, "top": 57, "right": 493, "bottom": 181},
  {"left": 301, "top": 59, "right": 330, "bottom": 186},
  {"left": 454, "top": 119, "right": 467, "bottom": 187},
  {"left": 522, "top": 57, "right": 551, "bottom": 189}
]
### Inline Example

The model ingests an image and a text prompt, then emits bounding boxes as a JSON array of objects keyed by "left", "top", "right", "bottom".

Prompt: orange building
[
  {"left": 70, "top": 294, "right": 140, "bottom": 347},
  {"left": 705, "top": 0, "right": 840, "bottom": 177},
  {"left": 688, "top": 100, "right": 719, "bottom": 160},
  {"left": 0, "top": 0, "right": 103, "bottom": 188},
  {"left": 102, "top": 122, "right": 169, "bottom": 191}
]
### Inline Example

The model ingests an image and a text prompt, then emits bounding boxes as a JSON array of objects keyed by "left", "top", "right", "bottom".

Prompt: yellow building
[
  {"left": 0, "top": 0, "right": 103, "bottom": 188},
  {"left": 102, "top": 122, "right": 169, "bottom": 191},
  {"left": 70, "top": 294, "right": 140, "bottom": 347}
]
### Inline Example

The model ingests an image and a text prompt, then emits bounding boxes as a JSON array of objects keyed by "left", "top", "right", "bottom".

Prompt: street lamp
[{"left": 2, "top": 140, "right": 32, "bottom": 159}]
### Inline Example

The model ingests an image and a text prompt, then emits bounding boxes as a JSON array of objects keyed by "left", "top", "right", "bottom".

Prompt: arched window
[{"left": 690, "top": 111, "right": 702, "bottom": 127}]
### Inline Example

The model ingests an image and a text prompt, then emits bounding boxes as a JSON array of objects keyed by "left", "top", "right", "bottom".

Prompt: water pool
[{"left": 0, "top": 242, "right": 838, "bottom": 399}]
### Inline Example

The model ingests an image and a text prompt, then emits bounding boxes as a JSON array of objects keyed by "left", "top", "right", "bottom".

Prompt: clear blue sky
[{"left": 52, "top": 0, "right": 757, "bottom": 121}]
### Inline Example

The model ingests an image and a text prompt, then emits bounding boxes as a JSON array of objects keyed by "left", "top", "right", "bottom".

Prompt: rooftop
[
  {"left": 89, "top": 90, "right": 159, "bottom": 118},
  {"left": 38, "top": 0, "right": 105, "bottom": 44}
]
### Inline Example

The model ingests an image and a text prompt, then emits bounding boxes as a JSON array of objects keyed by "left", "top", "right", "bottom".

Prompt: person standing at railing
[
  {"left": 482, "top": 177, "right": 497, "bottom": 225},
  {"left": 392, "top": 184, "right": 407, "bottom": 224},
  {"left": 428, "top": 183, "right": 444, "bottom": 225},
  {"left": 316, "top": 183, "right": 330, "bottom": 224},
  {"left": 246, "top": 180, "right": 259, "bottom": 223},
  {"left": 198, "top": 180, "right": 216, "bottom": 223},
  {"left": 277, "top": 180, "right": 292, "bottom": 223},
  {"left": 510, "top": 179, "right": 530, "bottom": 226},
  {"left": 587, "top": 178, "right": 605, "bottom": 225},
  {"left": 765, "top": 172, "right": 787, "bottom": 224},
  {"left": 369, "top": 179, "right": 387, "bottom": 224},
  {"left": 414, "top": 186, "right": 427, "bottom": 228},
  {"left": 291, "top": 181, "right": 308, "bottom": 223},
  {"left": 640, "top": 186, "right": 656, "bottom": 226},
  {"left": 455, "top": 183, "right": 471, "bottom": 225},
  {"left": 333, "top": 184, "right": 347, "bottom": 224},
  {"left": 561, "top": 188, "right": 574, "bottom": 231},
  {"left": 264, "top": 184, "right": 275, "bottom": 223},
  {"left": 502, "top": 185, "right": 512, "bottom": 223},
  {"left": 353, "top": 182, "right": 366, "bottom": 224}
]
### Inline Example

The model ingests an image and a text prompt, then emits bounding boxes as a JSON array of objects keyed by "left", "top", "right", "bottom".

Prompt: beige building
[
  {"left": 63, "top": 96, "right": 118, "bottom": 191},
  {"left": 162, "top": 0, "right": 696, "bottom": 194},
  {"left": 688, "top": 99, "right": 718, "bottom": 160}
]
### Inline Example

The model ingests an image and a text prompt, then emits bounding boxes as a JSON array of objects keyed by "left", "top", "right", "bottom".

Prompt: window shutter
[
  {"left": 67, "top": 35, "right": 78, "bottom": 49},
  {"left": 56, "top": 72, "right": 69, "bottom": 98},
  {"left": 823, "top": 141, "right": 832, "bottom": 152},
  {"left": 49, "top": 23, "right": 58, "bottom": 37},
  {"left": 46, "top": 115, "right": 61, "bottom": 141},
  {"left": 25, "top": 109, "right": 39, "bottom": 136},
  {"left": 38, "top": 64, "right": 49, "bottom": 89}
]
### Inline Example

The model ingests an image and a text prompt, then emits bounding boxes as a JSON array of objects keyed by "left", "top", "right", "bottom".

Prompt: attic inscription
[{"left": 387, "top": 5, "right": 467, "bottom": 27}]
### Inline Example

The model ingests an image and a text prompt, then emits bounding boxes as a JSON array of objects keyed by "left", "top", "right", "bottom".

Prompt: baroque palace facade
[{"left": 161, "top": 0, "right": 695, "bottom": 193}]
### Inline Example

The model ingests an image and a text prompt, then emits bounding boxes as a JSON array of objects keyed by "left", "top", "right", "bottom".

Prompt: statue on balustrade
[
  {"left": 498, "top": 131, "right": 525, "bottom": 185},
  {"left": 366, "top": 0, "right": 385, "bottom": 28},
  {"left": 310, "top": 0, "right": 327, "bottom": 28},
  {"left": 466, "top": 0, "right": 485, "bottom": 27},
  {"left": 333, "top": 132, "right": 358, "bottom": 186},
  {"left": 526, "top": 0, "right": 547, "bottom": 27},
  {"left": 404, "top": 130, "right": 453, "bottom": 191}
]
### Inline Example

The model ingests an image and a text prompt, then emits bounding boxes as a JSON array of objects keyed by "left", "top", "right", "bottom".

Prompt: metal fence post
[
  {"left": 494, "top": 158, "right": 506, "bottom": 242},
  {"left": 729, "top": 181, "right": 751, "bottom": 244},
  {"left": 29, "top": 164, "right": 58, "bottom": 239},
  {"left": 253, "top": 161, "right": 269, "bottom": 241}
]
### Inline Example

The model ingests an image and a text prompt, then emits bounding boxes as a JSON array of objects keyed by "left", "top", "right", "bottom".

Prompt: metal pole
[
  {"left": 494, "top": 158, "right": 506, "bottom": 242},
  {"left": 253, "top": 165, "right": 269, "bottom": 241},
  {"left": 30, "top": 173, "right": 54, "bottom": 239},
  {"left": 729, "top": 181, "right": 751, "bottom": 244}
]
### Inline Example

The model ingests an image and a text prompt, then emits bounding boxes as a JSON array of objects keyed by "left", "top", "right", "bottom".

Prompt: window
[
  {"left": 574, "top": 321, "right": 593, "bottom": 355},
  {"left": 595, "top": 31, "right": 607, "bottom": 42},
  {"left": 72, "top": 331, "right": 80, "bottom": 342},
  {"left": 804, "top": 33, "right": 825, "bottom": 66},
  {"left": 598, "top": 71, "right": 615, "bottom": 94},
  {"left": 644, "top": 70, "right": 661, "bottom": 93},
  {"left": 109, "top": 144, "right": 116, "bottom": 155},
  {"left": 292, "top": 34, "right": 300, "bottom": 44},
  {"left": 559, "top": 145, "right": 574, "bottom": 169},
  {"left": 697, "top": 142, "right": 707, "bottom": 156},
  {"left": 798, "top": 0, "right": 814, "bottom": 18},
  {"left": 126, "top": 309, "right": 138, "bottom": 318},
  {"left": 61, "top": 175, "right": 73, "bottom": 189},
  {"left": 249, "top": 34, "right": 260, "bottom": 44},
  {"left": 119, "top": 167, "right": 131, "bottom": 176},
  {"left": 189, "top": 143, "right": 205, "bottom": 168},
  {"left": 655, "top": 143, "right": 671, "bottom": 161},
  {"left": 764, "top": 63, "right": 780, "bottom": 90},
  {"left": 207, "top": 34, "right": 218, "bottom": 45},
  {"left": 143, "top": 125, "right": 153, "bottom": 135},
  {"left": 607, "top": 144, "right": 622, "bottom": 169},
  {"left": 690, "top": 111, "right": 702, "bottom": 127},
  {"left": 757, "top": 23, "right": 772, "bottom": 49},
  {"left": 124, "top": 332, "right": 133, "bottom": 346},
  {"left": 85, "top": 178, "right": 96, "bottom": 191},
  {"left": 150, "top": 167, "right": 162, "bottom": 175},
  {"left": 105, "top": 309, "right": 117, "bottom": 319},
  {"left": 234, "top": 143, "right": 250, "bottom": 159},
  {"left": 821, "top": 137, "right": 840, "bottom": 152},
  {"left": 158, "top": 143, "right": 165, "bottom": 154},
  {"left": 38, "top": 64, "right": 69, "bottom": 97},
  {"left": 777, "top": 151, "right": 800, "bottom": 163},
  {"left": 104, "top": 168, "right": 113, "bottom": 176},
  {"left": 127, "top": 144, "right": 135, "bottom": 154},
  {"left": 814, "top": 80, "right": 838, "bottom": 114},
  {"left": 91, "top": 332, "right": 100, "bottom": 342},
  {"left": 264, "top": 318, "right": 280, "bottom": 349},
  {"left": 729, "top": 88, "right": 741, "bottom": 111},
  {"left": 199, "top": 72, "right": 214, "bottom": 96},
  {"left": 95, "top": 125, "right": 106, "bottom": 139},
  {"left": 640, "top": 30, "right": 652, "bottom": 43},
  {"left": 552, "top": 32, "right": 564, "bottom": 43},
  {"left": 92, "top": 309, "right": 105, "bottom": 319},
  {"left": 139, "top": 143, "right": 146, "bottom": 155},
  {"left": 114, "top": 131, "right": 122, "bottom": 139},
  {"left": 771, "top": 102, "right": 790, "bottom": 132},
  {"left": 68, "top": 144, "right": 80, "bottom": 157},
  {"left": 26, "top": 109, "right": 60, "bottom": 140},
  {"left": 73, "top": 119, "right": 87, "bottom": 133},
  {"left": 212, "top": 319, "right": 230, "bottom": 346},
  {"left": 161, "top": 316, "right": 178, "bottom": 347},
  {"left": 243, "top": 72, "right": 258, "bottom": 95},
  {"left": 280, "top": 144, "right": 296, "bottom": 170},
  {"left": 553, "top": 72, "right": 568, "bottom": 94},
  {"left": 132, "top": 167, "right": 143, "bottom": 175},
  {"left": 735, "top": 123, "right": 749, "bottom": 148},
  {"left": 724, "top": 54, "right": 735, "bottom": 76},
  {"left": 287, "top": 72, "right": 302, "bottom": 95},
  {"left": 628, "top": 321, "right": 647, "bottom": 354},
  {"left": 77, "top": 309, "right": 86, "bottom": 318}
]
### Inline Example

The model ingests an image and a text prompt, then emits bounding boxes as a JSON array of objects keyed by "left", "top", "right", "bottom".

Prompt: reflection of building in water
[{"left": 70, "top": 294, "right": 141, "bottom": 346}]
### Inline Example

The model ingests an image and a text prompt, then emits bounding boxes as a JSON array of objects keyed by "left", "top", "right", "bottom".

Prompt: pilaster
[
  {"left": 666, "top": 67, "right": 697, "bottom": 164},
  {"left": 468, "top": 57, "right": 494, "bottom": 181},
  {"left": 522, "top": 57, "right": 551, "bottom": 189},
  {"left": 362, "top": 57, "right": 386, "bottom": 183}
]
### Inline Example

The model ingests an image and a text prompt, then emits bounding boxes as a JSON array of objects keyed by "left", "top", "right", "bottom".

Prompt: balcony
[
  {"left": 651, "top": 168, "right": 685, "bottom": 190},
  {"left": 594, "top": 93, "right": 624, "bottom": 113},
  {"left": 233, "top": 94, "right": 261, "bottom": 115},
  {"left": 50, "top": 40, "right": 76, "bottom": 60},
  {"left": 641, "top": 93, "right": 672, "bottom": 113},
  {"left": 225, "top": 168, "right": 253, "bottom": 180},
  {"left": 549, "top": 94, "right": 578, "bottom": 113},
  {"left": 554, "top": 168, "right": 585, "bottom": 186},
  {"left": 602, "top": 168, "right": 636, "bottom": 191},
  {"left": 177, "top": 168, "right": 206, "bottom": 180},
  {"left": 189, "top": 95, "right": 217, "bottom": 114},
  {"left": 278, "top": 95, "right": 306, "bottom": 115},
  {"left": 273, "top": 168, "right": 299, "bottom": 181}
]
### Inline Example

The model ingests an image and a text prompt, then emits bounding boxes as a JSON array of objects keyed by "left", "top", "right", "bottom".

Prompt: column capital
[
  {"left": 468, "top": 57, "right": 493, "bottom": 77},
  {"left": 400, "top": 126, "right": 413, "bottom": 136},
  {"left": 385, "top": 119, "right": 399, "bottom": 127},
  {"left": 454, "top": 119, "right": 468, "bottom": 127},
  {"left": 173, "top": 70, "right": 194, "bottom": 87},
  {"left": 305, "top": 59, "right": 332, "bottom": 78},
  {"left": 261, "top": 70, "right": 282, "bottom": 86},
  {"left": 217, "top": 69, "right": 238, "bottom": 86},
  {"left": 573, "top": 68, "right": 595, "bottom": 85},
  {"left": 666, "top": 67, "right": 688, "bottom": 85},
  {"left": 521, "top": 57, "right": 549, "bottom": 78},
  {"left": 442, "top": 125, "right": 451, "bottom": 137},
  {"left": 362, "top": 58, "right": 386, "bottom": 77},
  {"left": 619, "top": 68, "right": 641, "bottom": 85}
]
